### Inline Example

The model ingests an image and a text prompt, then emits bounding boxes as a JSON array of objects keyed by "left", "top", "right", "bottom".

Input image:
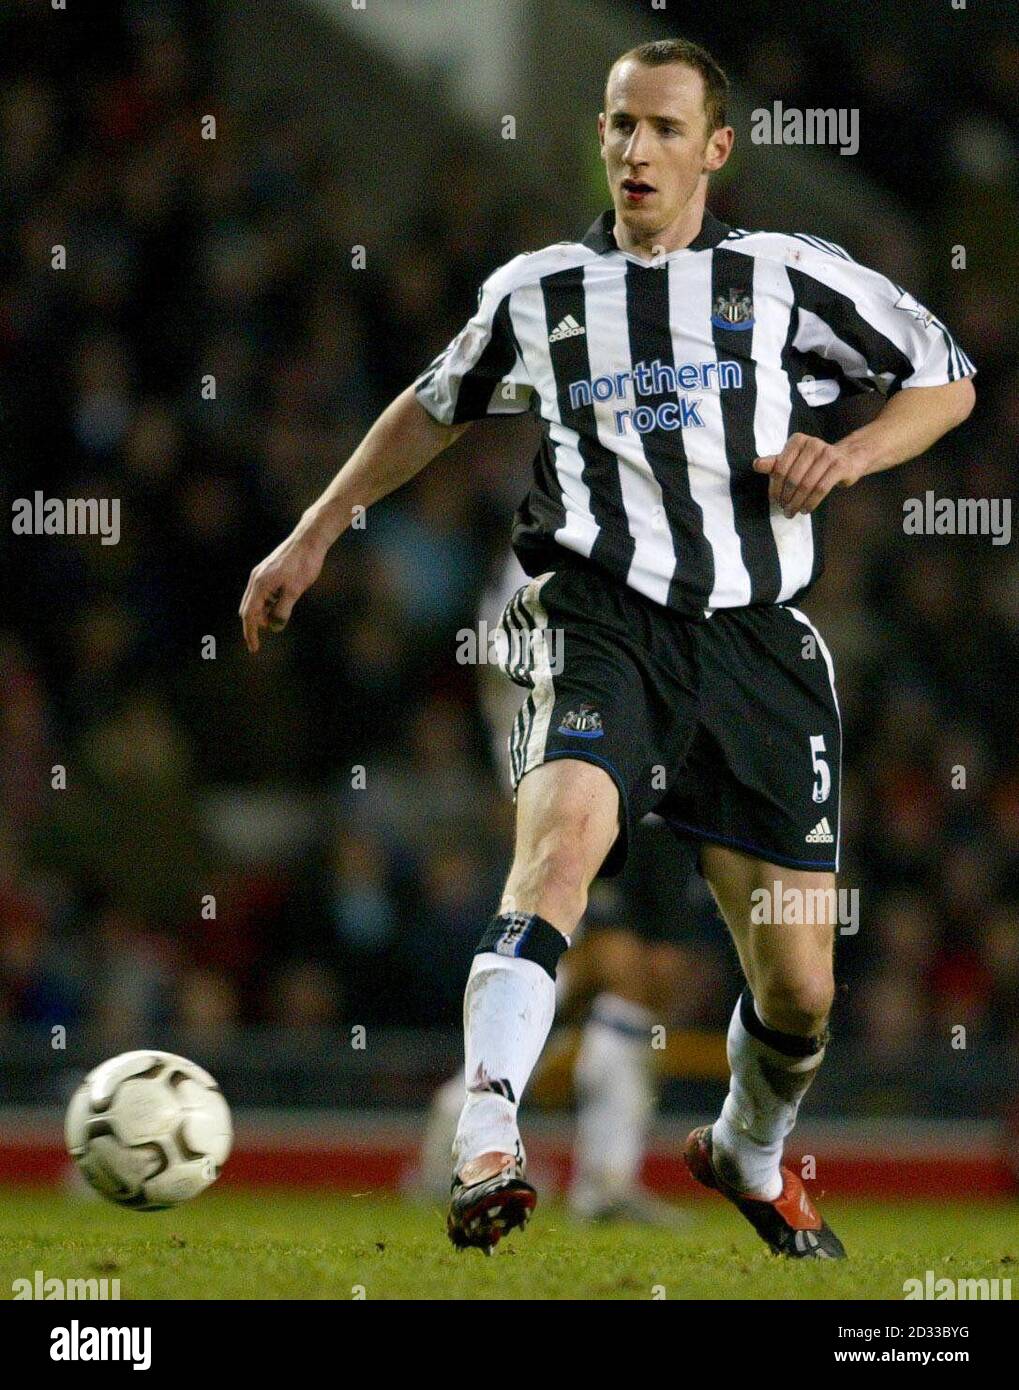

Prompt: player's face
[{"left": 599, "top": 61, "right": 732, "bottom": 249}]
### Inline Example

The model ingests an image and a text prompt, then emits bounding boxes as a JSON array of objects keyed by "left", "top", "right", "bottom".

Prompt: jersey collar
[{"left": 581, "top": 207, "right": 731, "bottom": 257}]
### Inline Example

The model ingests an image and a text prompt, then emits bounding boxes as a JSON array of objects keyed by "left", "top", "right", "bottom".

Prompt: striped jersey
[{"left": 414, "top": 209, "right": 975, "bottom": 616}]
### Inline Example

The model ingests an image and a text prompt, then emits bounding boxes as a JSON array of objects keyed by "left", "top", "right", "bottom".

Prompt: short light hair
[{"left": 606, "top": 38, "right": 730, "bottom": 133}]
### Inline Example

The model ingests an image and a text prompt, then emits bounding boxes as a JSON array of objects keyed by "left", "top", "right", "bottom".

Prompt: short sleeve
[
  {"left": 789, "top": 247, "right": 976, "bottom": 395},
  {"left": 414, "top": 258, "right": 534, "bottom": 425}
]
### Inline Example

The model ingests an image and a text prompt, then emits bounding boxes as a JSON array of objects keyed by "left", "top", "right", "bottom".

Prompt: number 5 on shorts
[{"left": 809, "top": 734, "right": 831, "bottom": 804}]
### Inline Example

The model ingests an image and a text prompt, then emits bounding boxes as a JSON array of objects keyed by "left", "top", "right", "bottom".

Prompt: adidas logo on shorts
[
  {"left": 549, "top": 314, "right": 585, "bottom": 342},
  {"left": 805, "top": 817, "right": 834, "bottom": 844}
]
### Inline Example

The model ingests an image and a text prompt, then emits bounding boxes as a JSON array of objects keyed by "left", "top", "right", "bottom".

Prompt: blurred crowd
[{"left": 0, "top": 2, "right": 1016, "bottom": 1099}]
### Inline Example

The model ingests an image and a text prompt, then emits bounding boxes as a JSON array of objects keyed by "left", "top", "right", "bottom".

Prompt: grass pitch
[{"left": 0, "top": 1188, "right": 1016, "bottom": 1300}]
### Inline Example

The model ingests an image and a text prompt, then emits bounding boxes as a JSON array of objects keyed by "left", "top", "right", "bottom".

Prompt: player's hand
[
  {"left": 752, "top": 434, "right": 866, "bottom": 517},
  {"left": 239, "top": 528, "right": 327, "bottom": 654}
]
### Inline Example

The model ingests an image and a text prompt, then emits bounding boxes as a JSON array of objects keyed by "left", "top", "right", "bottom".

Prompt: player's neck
[{"left": 613, "top": 197, "right": 709, "bottom": 261}]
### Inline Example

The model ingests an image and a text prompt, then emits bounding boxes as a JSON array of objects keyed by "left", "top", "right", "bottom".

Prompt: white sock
[
  {"left": 452, "top": 952, "right": 556, "bottom": 1173},
  {"left": 711, "top": 991, "right": 826, "bottom": 1201},
  {"left": 571, "top": 993, "right": 655, "bottom": 1206}
]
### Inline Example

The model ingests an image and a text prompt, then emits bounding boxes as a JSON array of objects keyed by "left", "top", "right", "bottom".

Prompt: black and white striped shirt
[{"left": 414, "top": 209, "right": 975, "bottom": 616}]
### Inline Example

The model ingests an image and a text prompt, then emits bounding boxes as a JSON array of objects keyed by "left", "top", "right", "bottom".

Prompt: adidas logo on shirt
[
  {"left": 549, "top": 314, "right": 585, "bottom": 342},
  {"left": 805, "top": 817, "right": 834, "bottom": 844}
]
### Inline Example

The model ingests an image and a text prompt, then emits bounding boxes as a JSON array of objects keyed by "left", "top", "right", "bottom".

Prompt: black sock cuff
[
  {"left": 475, "top": 912, "right": 568, "bottom": 979},
  {"left": 739, "top": 987, "right": 829, "bottom": 1057}
]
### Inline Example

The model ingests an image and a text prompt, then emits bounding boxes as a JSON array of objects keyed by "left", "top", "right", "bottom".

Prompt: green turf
[{"left": 1, "top": 1188, "right": 1016, "bottom": 1300}]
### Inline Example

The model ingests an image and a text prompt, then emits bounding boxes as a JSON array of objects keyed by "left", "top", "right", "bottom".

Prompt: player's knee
[{"left": 755, "top": 970, "right": 834, "bottom": 1038}]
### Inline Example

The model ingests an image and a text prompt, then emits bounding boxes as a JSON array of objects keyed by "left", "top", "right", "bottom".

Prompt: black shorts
[{"left": 499, "top": 564, "right": 841, "bottom": 879}]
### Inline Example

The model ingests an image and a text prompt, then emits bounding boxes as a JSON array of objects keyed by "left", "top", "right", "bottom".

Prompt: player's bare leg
[
  {"left": 684, "top": 843, "right": 845, "bottom": 1258},
  {"left": 447, "top": 758, "right": 619, "bottom": 1251}
]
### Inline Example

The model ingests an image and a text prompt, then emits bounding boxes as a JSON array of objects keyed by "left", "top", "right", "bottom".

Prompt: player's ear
[
  {"left": 597, "top": 112, "right": 606, "bottom": 151},
  {"left": 703, "top": 124, "right": 734, "bottom": 174}
]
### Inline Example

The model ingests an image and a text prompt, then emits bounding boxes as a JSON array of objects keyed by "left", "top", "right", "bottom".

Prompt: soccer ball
[{"left": 65, "top": 1050, "right": 232, "bottom": 1210}]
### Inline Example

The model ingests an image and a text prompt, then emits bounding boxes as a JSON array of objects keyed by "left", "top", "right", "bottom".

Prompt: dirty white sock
[
  {"left": 452, "top": 913, "right": 567, "bottom": 1173},
  {"left": 711, "top": 989, "right": 827, "bottom": 1200}
]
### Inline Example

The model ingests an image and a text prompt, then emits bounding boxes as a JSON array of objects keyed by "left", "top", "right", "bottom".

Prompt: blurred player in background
[{"left": 241, "top": 37, "right": 975, "bottom": 1259}]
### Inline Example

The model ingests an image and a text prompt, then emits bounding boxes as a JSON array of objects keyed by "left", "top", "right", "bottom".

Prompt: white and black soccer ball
[{"left": 65, "top": 1050, "right": 232, "bottom": 1210}]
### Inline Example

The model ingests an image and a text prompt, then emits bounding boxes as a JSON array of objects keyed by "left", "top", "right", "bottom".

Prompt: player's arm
[
  {"left": 240, "top": 254, "right": 532, "bottom": 652},
  {"left": 239, "top": 387, "right": 470, "bottom": 653},
  {"left": 753, "top": 248, "right": 977, "bottom": 519},
  {"left": 755, "top": 376, "right": 975, "bottom": 518}
]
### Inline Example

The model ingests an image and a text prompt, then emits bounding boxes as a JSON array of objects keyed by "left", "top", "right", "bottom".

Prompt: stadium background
[{"left": 1, "top": 0, "right": 1016, "bottom": 1197}]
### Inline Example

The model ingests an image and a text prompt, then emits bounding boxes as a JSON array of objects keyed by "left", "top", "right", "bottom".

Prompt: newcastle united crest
[
  {"left": 557, "top": 704, "right": 604, "bottom": 739},
  {"left": 711, "top": 288, "right": 755, "bottom": 330}
]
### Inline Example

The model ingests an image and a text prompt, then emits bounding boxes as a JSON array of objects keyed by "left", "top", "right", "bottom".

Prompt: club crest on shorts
[
  {"left": 557, "top": 703, "right": 604, "bottom": 738},
  {"left": 710, "top": 288, "right": 754, "bottom": 330}
]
